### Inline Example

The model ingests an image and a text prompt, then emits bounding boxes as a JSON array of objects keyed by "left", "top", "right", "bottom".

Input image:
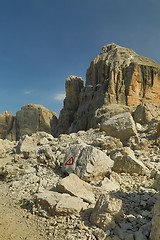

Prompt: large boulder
[
  {"left": 100, "top": 112, "right": 137, "bottom": 144},
  {"left": 35, "top": 190, "right": 86, "bottom": 216},
  {"left": 90, "top": 194, "right": 122, "bottom": 231},
  {"left": 133, "top": 103, "right": 160, "bottom": 124},
  {"left": 61, "top": 144, "right": 114, "bottom": 182},
  {"left": 150, "top": 198, "right": 160, "bottom": 240},
  {"left": 56, "top": 173, "right": 95, "bottom": 203},
  {"left": 0, "top": 139, "right": 15, "bottom": 158},
  {"left": 110, "top": 147, "right": 148, "bottom": 175},
  {"left": 16, "top": 104, "right": 57, "bottom": 139}
]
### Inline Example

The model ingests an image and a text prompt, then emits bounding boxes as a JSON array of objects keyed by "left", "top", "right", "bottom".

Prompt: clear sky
[{"left": 0, "top": 0, "right": 160, "bottom": 116}]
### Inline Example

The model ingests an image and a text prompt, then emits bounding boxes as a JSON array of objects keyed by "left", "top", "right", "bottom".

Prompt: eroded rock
[{"left": 61, "top": 144, "right": 114, "bottom": 182}]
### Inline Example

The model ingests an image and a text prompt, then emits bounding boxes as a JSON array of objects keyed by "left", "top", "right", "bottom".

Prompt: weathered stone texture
[
  {"left": 16, "top": 104, "right": 57, "bottom": 139},
  {"left": 54, "top": 43, "right": 160, "bottom": 136},
  {"left": 0, "top": 112, "right": 15, "bottom": 139},
  {"left": 100, "top": 112, "right": 137, "bottom": 144}
]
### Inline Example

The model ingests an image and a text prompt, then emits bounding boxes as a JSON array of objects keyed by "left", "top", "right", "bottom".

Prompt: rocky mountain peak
[
  {"left": 54, "top": 43, "right": 160, "bottom": 135},
  {"left": 100, "top": 43, "right": 160, "bottom": 69}
]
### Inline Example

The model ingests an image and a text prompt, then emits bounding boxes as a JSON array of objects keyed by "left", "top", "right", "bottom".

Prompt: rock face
[
  {"left": 53, "top": 43, "right": 160, "bottom": 136},
  {"left": 0, "top": 104, "right": 57, "bottom": 140},
  {"left": 16, "top": 104, "right": 57, "bottom": 139},
  {"left": 0, "top": 112, "right": 15, "bottom": 139},
  {"left": 53, "top": 76, "right": 84, "bottom": 136}
]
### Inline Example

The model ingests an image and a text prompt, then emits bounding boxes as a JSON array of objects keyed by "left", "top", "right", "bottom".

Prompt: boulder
[
  {"left": 35, "top": 190, "right": 86, "bottom": 216},
  {"left": 56, "top": 173, "right": 95, "bottom": 203},
  {"left": 153, "top": 172, "right": 160, "bottom": 191},
  {"left": 100, "top": 112, "right": 137, "bottom": 144},
  {"left": 133, "top": 103, "right": 160, "bottom": 124},
  {"left": 157, "top": 122, "right": 160, "bottom": 137},
  {"left": 16, "top": 104, "right": 57, "bottom": 139},
  {"left": 61, "top": 144, "right": 114, "bottom": 182},
  {"left": 0, "top": 139, "right": 15, "bottom": 158},
  {"left": 150, "top": 198, "right": 160, "bottom": 240},
  {"left": 16, "top": 135, "right": 38, "bottom": 158},
  {"left": 110, "top": 147, "right": 148, "bottom": 175},
  {"left": 90, "top": 194, "right": 122, "bottom": 231},
  {"left": 16, "top": 131, "right": 55, "bottom": 159}
]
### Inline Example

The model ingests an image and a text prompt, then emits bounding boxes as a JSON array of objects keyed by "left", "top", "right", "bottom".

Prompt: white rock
[
  {"left": 56, "top": 173, "right": 95, "bottom": 203},
  {"left": 100, "top": 112, "right": 137, "bottom": 143}
]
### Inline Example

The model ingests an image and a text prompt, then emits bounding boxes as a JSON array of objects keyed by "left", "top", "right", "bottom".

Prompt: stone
[
  {"left": 100, "top": 112, "right": 137, "bottom": 144},
  {"left": 16, "top": 104, "right": 57, "bottom": 139},
  {"left": 0, "top": 111, "right": 15, "bottom": 140},
  {"left": 157, "top": 122, "right": 160, "bottom": 137},
  {"left": 150, "top": 198, "right": 160, "bottom": 240},
  {"left": 53, "top": 76, "right": 84, "bottom": 136},
  {"left": 133, "top": 103, "right": 160, "bottom": 124},
  {"left": 16, "top": 131, "right": 55, "bottom": 159},
  {"left": 56, "top": 173, "right": 95, "bottom": 203},
  {"left": 54, "top": 43, "right": 160, "bottom": 136},
  {"left": 36, "top": 145, "right": 56, "bottom": 168},
  {"left": 92, "top": 228, "right": 108, "bottom": 240},
  {"left": 99, "top": 177, "right": 120, "bottom": 192},
  {"left": 110, "top": 147, "right": 148, "bottom": 175},
  {"left": 125, "top": 234, "right": 134, "bottom": 240},
  {"left": 35, "top": 190, "right": 86, "bottom": 216},
  {"left": 134, "top": 231, "right": 147, "bottom": 240},
  {"left": 90, "top": 194, "right": 122, "bottom": 231},
  {"left": 62, "top": 144, "right": 114, "bottom": 182},
  {"left": 153, "top": 172, "right": 160, "bottom": 191},
  {"left": 0, "top": 139, "right": 15, "bottom": 158},
  {"left": 16, "top": 135, "right": 38, "bottom": 158}
]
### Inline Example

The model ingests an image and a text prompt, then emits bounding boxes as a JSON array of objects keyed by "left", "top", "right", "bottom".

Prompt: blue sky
[{"left": 0, "top": 0, "right": 160, "bottom": 116}]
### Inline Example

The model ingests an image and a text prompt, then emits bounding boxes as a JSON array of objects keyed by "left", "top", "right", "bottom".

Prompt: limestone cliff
[
  {"left": 0, "top": 112, "right": 14, "bottom": 139},
  {"left": 0, "top": 104, "right": 57, "bottom": 140},
  {"left": 16, "top": 104, "right": 57, "bottom": 139},
  {"left": 53, "top": 43, "right": 160, "bottom": 136}
]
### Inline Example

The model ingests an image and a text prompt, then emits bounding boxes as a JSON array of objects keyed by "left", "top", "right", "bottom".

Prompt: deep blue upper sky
[{"left": 0, "top": 0, "right": 160, "bottom": 116}]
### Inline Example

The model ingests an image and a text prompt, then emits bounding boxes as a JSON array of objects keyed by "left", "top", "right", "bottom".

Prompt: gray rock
[
  {"left": 62, "top": 144, "right": 114, "bottom": 182},
  {"left": 110, "top": 147, "right": 148, "bottom": 175},
  {"left": 150, "top": 198, "right": 160, "bottom": 240},
  {"left": 100, "top": 112, "right": 137, "bottom": 144}
]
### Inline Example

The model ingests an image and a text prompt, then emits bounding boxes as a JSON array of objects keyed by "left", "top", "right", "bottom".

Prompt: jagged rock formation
[
  {"left": 53, "top": 43, "right": 160, "bottom": 136},
  {"left": 0, "top": 112, "right": 14, "bottom": 139},
  {"left": 1, "top": 43, "right": 160, "bottom": 139},
  {"left": 0, "top": 117, "right": 160, "bottom": 239},
  {"left": 0, "top": 104, "right": 57, "bottom": 140},
  {"left": 54, "top": 76, "right": 84, "bottom": 135}
]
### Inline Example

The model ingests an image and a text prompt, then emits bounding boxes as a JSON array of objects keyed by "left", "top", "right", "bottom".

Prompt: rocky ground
[{"left": 0, "top": 113, "right": 160, "bottom": 240}]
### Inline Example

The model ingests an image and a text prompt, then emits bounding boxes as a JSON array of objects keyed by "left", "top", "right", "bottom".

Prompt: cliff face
[
  {"left": 86, "top": 43, "right": 160, "bottom": 106},
  {"left": 53, "top": 43, "right": 160, "bottom": 136},
  {"left": 1, "top": 43, "right": 160, "bottom": 139},
  {"left": 0, "top": 104, "right": 57, "bottom": 140}
]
